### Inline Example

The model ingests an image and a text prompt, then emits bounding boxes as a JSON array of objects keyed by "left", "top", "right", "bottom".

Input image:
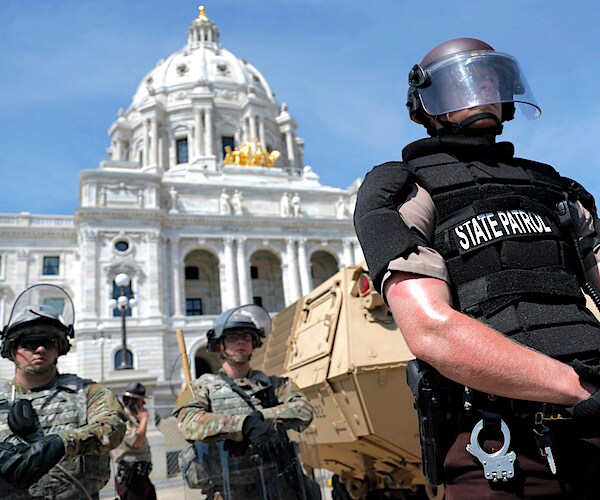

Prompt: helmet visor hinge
[{"left": 408, "top": 64, "right": 431, "bottom": 88}]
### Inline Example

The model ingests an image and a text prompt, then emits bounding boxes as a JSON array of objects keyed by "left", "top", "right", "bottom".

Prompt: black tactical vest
[{"left": 403, "top": 136, "right": 600, "bottom": 360}]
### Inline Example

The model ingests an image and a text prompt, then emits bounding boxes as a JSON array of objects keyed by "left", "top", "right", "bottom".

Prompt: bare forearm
[
  {"left": 131, "top": 417, "right": 147, "bottom": 449},
  {"left": 386, "top": 275, "right": 594, "bottom": 405}
]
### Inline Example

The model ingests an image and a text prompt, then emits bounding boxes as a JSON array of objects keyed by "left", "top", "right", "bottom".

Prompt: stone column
[
  {"left": 143, "top": 119, "right": 150, "bottom": 167},
  {"left": 145, "top": 231, "right": 162, "bottom": 319},
  {"left": 79, "top": 229, "right": 98, "bottom": 321},
  {"left": 115, "top": 140, "right": 123, "bottom": 161},
  {"left": 170, "top": 238, "right": 184, "bottom": 316},
  {"left": 285, "top": 238, "right": 301, "bottom": 304},
  {"left": 168, "top": 133, "right": 176, "bottom": 167},
  {"left": 342, "top": 238, "right": 354, "bottom": 267},
  {"left": 205, "top": 109, "right": 214, "bottom": 156},
  {"left": 223, "top": 237, "right": 239, "bottom": 308},
  {"left": 194, "top": 108, "right": 203, "bottom": 157},
  {"left": 285, "top": 131, "right": 296, "bottom": 169},
  {"left": 249, "top": 114, "right": 257, "bottom": 140},
  {"left": 186, "top": 129, "right": 193, "bottom": 161},
  {"left": 151, "top": 117, "right": 159, "bottom": 166},
  {"left": 297, "top": 238, "right": 312, "bottom": 295},
  {"left": 236, "top": 237, "right": 252, "bottom": 305},
  {"left": 158, "top": 135, "right": 165, "bottom": 171},
  {"left": 146, "top": 395, "right": 167, "bottom": 481},
  {"left": 258, "top": 117, "right": 265, "bottom": 147}
]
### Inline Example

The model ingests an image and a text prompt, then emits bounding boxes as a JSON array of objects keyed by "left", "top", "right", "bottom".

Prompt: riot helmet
[
  {"left": 407, "top": 38, "right": 540, "bottom": 135},
  {"left": 1, "top": 284, "right": 75, "bottom": 360},
  {"left": 206, "top": 304, "right": 271, "bottom": 352}
]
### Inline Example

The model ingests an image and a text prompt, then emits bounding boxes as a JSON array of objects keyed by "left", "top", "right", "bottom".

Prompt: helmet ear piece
[{"left": 406, "top": 89, "right": 421, "bottom": 116}]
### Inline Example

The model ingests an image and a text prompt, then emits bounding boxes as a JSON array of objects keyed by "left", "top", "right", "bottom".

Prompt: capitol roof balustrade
[{"left": 0, "top": 213, "right": 74, "bottom": 227}]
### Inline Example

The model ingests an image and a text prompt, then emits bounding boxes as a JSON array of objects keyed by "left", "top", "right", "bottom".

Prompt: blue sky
[{"left": 2, "top": 0, "right": 600, "bottom": 214}]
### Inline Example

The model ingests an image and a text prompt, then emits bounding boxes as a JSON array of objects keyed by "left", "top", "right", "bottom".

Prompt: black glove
[
  {"left": 223, "top": 438, "right": 249, "bottom": 457},
  {"left": 8, "top": 399, "right": 43, "bottom": 442},
  {"left": 0, "top": 434, "right": 65, "bottom": 489},
  {"left": 242, "top": 411, "right": 280, "bottom": 455},
  {"left": 566, "top": 360, "right": 600, "bottom": 419}
]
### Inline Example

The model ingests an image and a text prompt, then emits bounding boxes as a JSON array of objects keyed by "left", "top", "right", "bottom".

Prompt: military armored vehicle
[{"left": 251, "top": 263, "right": 443, "bottom": 499}]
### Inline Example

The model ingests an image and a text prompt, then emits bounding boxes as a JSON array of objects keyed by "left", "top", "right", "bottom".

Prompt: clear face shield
[
  {"left": 208, "top": 305, "right": 272, "bottom": 350},
  {"left": 1, "top": 284, "right": 75, "bottom": 358},
  {"left": 182, "top": 440, "right": 319, "bottom": 500},
  {"left": 6, "top": 284, "right": 74, "bottom": 331},
  {"left": 413, "top": 50, "right": 541, "bottom": 119}
]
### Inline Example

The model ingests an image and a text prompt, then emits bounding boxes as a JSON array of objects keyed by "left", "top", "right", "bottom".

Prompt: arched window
[{"left": 114, "top": 349, "right": 133, "bottom": 369}]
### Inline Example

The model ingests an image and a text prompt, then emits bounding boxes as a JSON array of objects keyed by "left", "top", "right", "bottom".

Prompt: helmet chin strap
[
  {"left": 14, "top": 359, "right": 57, "bottom": 374},
  {"left": 437, "top": 112, "right": 503, "bottom": 137},
  {"left": 220, "top": 352, "right": 252, "bottom": 364}
]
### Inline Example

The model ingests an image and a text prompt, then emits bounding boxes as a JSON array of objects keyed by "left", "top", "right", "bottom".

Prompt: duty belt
[
  {"left": 462, "top": 387, "right": 572, "bottom": 422},
  {"left": 117, "top": 460, "right": 153, "bottom": 484}
]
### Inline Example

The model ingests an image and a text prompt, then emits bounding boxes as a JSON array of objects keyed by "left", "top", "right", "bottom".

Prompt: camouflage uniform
[
  {"left": 0, "top": 373, "right": 127, "bottom": 499},
  {"left": 174, "top": 369, "right": 314, "bottom": 499}
]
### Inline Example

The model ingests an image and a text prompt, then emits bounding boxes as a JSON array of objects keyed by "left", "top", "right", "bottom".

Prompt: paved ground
[
  {"left": 101, "top": 477, "right": 197, "bottom": 499},
  {"left": 101, "top": 475, "right": 332, "bottom": 499}
]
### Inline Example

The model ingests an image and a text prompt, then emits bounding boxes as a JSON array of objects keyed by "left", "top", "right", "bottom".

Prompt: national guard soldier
[
  {"left": 174, "top": 304, "right": 318, "bottom": 499},
  {"left": 354, "top": 38, "right": 600, "bottom": 498},
  {"left": 112, "top": 382, "right": 156, "bottom": 500},
  {"left": 0, "top": 284, "right": 127, "bottom": 499}
]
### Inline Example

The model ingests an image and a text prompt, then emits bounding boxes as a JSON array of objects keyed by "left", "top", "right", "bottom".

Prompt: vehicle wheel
[{"left": 331, "top": 475, "right": 352, "bottom": 500}]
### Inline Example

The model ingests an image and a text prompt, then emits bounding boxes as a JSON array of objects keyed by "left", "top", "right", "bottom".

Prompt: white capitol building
[{"left": 0, "top": 8, "right": 362, "bottom": 405}]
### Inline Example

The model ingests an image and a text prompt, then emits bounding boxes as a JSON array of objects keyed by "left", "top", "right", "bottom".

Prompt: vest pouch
[
  {"left": 179, "top": 442, "right": 212, "bottom": 490},
  {"left": 29, "top": 454, "right": 111, "bottom": 499}
]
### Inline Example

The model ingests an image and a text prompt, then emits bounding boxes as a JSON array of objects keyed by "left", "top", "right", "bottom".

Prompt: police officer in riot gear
[
  {"left": 0, "top": 284, "right": 126, "bottom": 499},
  {"left": 354, "top": 38, "right": 600, "bottom": 498},
  {"left": 174, "top": 304, "right": 317, "bottom": 499}
]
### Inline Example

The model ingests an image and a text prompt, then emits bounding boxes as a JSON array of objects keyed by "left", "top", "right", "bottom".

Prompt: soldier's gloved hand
[
  {"left": 223, "top": 438, "right": 249, "bottom": 457},
  {"left": 8, "top": 399, "right": 43, "bottom": 442},
  {"left": 0, "top": 441, "right": 29, "bottom": 486},
  {"left": 566, "top": 360, "right": 600, "bottom": 419},
  {"left": 242, "top": 411, "right": 280, "bottom": 455},
  {"left": 1, "top": 434, "right": 65, "bottom": 489}
]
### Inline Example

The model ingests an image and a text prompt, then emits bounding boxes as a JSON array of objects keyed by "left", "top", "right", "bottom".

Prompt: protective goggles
[
  {"left": 18, "top": 336, "right": 58, "bottom": 351},
  {"left": 222, "top": 332, "right": 254, "bottom": 343}
]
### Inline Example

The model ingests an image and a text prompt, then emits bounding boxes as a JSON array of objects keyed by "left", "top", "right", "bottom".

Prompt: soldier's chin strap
[
  {"left": 219, "top": 341, "right": 253, "bottom": 364},
  {"left": 221, "top": 352, "right": 252, "bottom": 364},
  {"left": 437, "top": 112, "right": 503, "bottom": 137},
  {"left": 14, "top": 360, "right": 57, "bottom": 374}
]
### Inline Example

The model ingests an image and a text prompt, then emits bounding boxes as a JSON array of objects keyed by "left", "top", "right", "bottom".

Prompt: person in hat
[
  {"left": 173, "top": 304, "right": 317, "bottom": 499},
  {"left": 0, "top": 284, "right": 127, "bottom": 499},
  {"left": 112, "top": 382, "right": 156, "bottom": 500}
]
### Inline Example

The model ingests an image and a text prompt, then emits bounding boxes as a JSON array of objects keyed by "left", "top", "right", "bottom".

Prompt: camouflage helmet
[
  {"left": 1, "top": 284, "right": 75, "bottom": 359},
  {"left": 406, "top": 37, "right": 540, "bottom": 134},
  {"left": 206, "top": 304, "right": 271, "bottom": 351}
]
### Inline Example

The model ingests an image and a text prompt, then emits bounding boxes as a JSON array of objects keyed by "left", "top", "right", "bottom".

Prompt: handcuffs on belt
[{"left": 464, "top": 388, "right": 568, "bottom": 481}]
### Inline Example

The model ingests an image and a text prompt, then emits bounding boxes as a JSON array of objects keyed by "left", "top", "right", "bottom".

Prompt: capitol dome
[{"left": 106, "top": 6, "right": 303, "bottom": 177}]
